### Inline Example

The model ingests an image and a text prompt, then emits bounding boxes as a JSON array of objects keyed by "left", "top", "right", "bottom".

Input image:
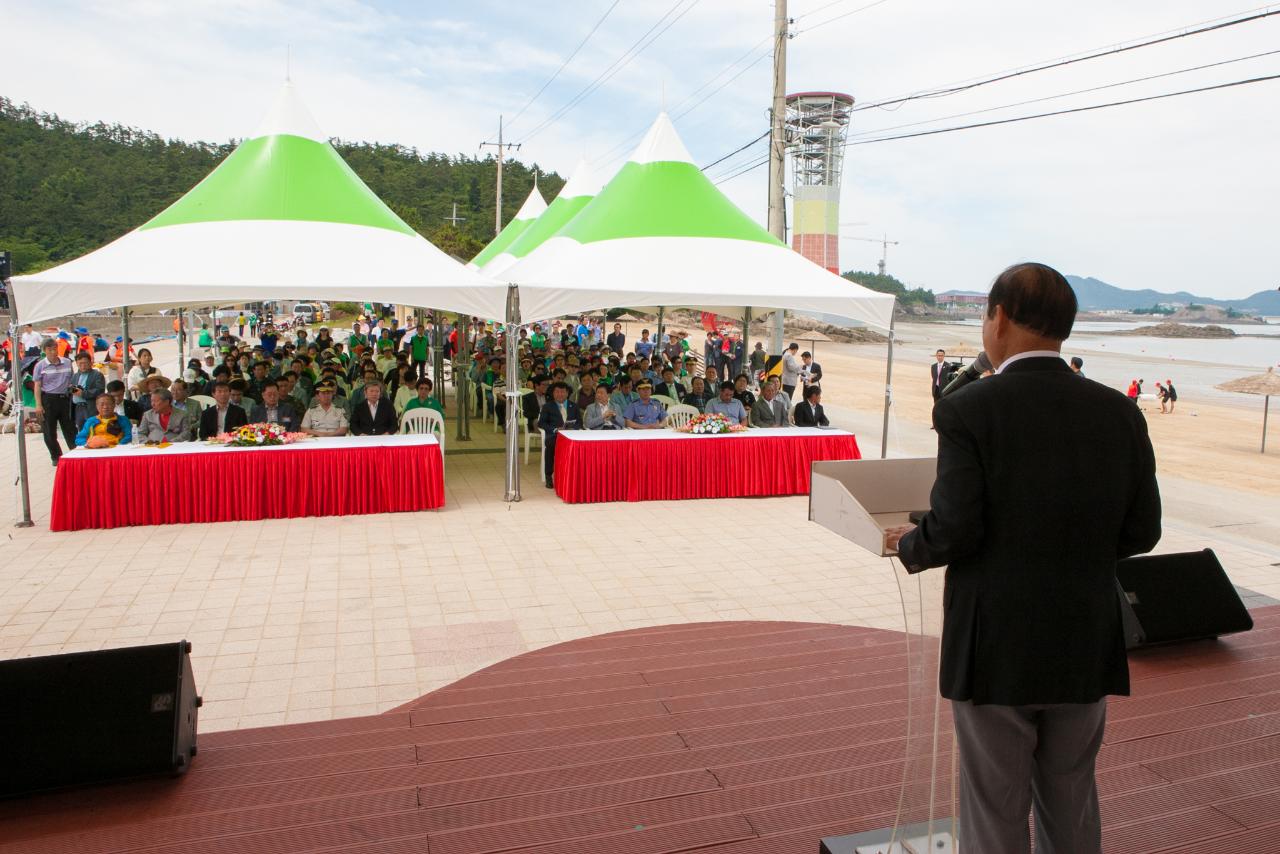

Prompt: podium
[
  {"left": 809, "top": 457, "right": 936, "bottom": 556},
  {"left": 808, "top": 457, "right": 959, "bottom": 854}
]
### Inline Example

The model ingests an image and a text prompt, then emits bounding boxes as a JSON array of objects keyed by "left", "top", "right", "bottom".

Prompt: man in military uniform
[
  {"left": 301, "top": 381, "right": 349, "bottom": 436},
  {"left": 623, "top": 381, "right": 668, "bottom": 429}
]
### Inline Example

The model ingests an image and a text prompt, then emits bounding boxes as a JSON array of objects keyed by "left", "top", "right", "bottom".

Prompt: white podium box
[{"left": 808, "top": 457, "right": 937, "bottom": 557}]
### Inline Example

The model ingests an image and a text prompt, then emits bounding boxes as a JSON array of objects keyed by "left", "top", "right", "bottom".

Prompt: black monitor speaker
[
  {"left": 0, "top": 640, "right": 201, "bottom": 798},
  {"left": 1116, "top": 549, "right": 1253, "bottom": 648}
]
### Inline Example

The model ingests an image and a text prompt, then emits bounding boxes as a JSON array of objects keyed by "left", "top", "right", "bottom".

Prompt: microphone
[{"left": 941, "top": 351, "right": 993, "bottom": 398}]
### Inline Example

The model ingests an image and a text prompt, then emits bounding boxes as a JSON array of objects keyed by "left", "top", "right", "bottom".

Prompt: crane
[{"left": 844, "top": 233, "right": 900, "bottom": 276}]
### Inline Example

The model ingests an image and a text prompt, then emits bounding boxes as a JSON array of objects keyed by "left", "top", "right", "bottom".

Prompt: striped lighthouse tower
[{"left": 785, "top": 92, "right": 854, "bottom": 274}]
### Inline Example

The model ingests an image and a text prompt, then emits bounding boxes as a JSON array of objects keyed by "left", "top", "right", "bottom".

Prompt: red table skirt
[
  {"left": 50, "top": 442, "right": 445, "bottom": 531},
  {"left": 554, "top": 431, "right": 861, "bottom": 503}
]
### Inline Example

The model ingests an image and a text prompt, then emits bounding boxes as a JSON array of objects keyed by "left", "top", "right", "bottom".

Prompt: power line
[
  {"left": 713, "top": 154, "right": 769, "bottom": 185},
  {"left": 847, "top": 48, "right": 1280, "bottom": 140},
  {"left": 845, "top": 72, "right": 1280, "bottom": 147},
  {"left": 848, "top": 7, "right": 1280, "bottom": 114},
  {"left": 794, "top": 0, "right": 895, "bottom": 33},
  {"left": 700, "top": 129, "right": 769, "bottom": 171},
  {"left": 507, "top": 0, "right": 624, "bottom": 128},
  {"left": 515, "top": 0, "right": 701, "bottom": 144}
]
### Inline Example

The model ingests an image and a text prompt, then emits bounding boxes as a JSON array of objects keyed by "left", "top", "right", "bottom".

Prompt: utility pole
[
  {"left": 480, "top": 116, "right": 521, "bottom": 238},
  {"left": 767, "top": 0, "right": 790, "bottom": 354},
  {"left": 444, "top": 203, "right": 466, "bottom": 227}
]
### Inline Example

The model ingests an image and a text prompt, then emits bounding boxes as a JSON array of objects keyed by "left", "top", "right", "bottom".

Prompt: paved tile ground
[{"left": 2, "top": 391, "right": 1279, "bottom": 733}]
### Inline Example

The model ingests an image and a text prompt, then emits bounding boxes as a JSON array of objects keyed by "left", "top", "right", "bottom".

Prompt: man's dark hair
[
  {"left": 212, "top": 365, "right": 231, "bottom": 378},
  {"left": 550, "top": 381, "right": 570, "bottom": 393},
  {"left": 212, "top": 381, "right": 230, "bottom": 392},
  {"left": 106, "top": 380, "right": 126, "bottom": 393},
  {"left": 719, "top": 381, "right": 735, "bottom": 392},
  {"left": 801, "top": 351, "right": 812, "bottom": 359},
  {"left": 1070, "top": 356, "right": 1084, "bottom": 369},
  {"left": 734, "top": 373, "right": 749, "bottom": 383},
  {"left": 936, "top": 349, "right": 946, "bottom": 355},
  {"left": 261, "top": 380, "right": 278, "bottom": 391},
  {"left": 986, "top": 262, "right": 1077, "bottom": 341},
  {"left": 805, "top": 385, "right": 822, "bottom": 401}
]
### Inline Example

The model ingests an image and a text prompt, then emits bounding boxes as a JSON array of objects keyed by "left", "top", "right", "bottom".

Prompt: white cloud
[{"left": 5, "top": 0, "right": 1277, "bottom": 298}]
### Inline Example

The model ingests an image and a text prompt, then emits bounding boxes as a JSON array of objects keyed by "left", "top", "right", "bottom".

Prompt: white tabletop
[
  {"left": 557, "top": 427, "right": 854, "bottom": 443},
  {"left": 62, "top": 434, "right": 439, "bottom": 461}
]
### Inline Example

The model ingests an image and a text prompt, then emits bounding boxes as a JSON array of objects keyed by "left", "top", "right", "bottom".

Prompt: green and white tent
[
  {"left": 480, "top": 158, "right": 605, "bottom": 277},
  {"left": 10, "top": 82, "right": 506, "bottom": 324},
  {"left": 467, "top": 185, "right": 546, "bottom": 270},
  {"left": 504, "top": 113, "right": 895, "bottom": 330}
]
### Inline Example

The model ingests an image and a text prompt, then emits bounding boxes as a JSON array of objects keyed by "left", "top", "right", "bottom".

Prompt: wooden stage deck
[{"left": 2, "top": 607, "right": 1278, "bottom": 853}]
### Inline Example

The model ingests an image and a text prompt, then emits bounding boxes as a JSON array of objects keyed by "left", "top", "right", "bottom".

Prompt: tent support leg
[
  {"left": 503, "top": 285, "right": 522, "bottom": 502},
  {"left": 176, "top": 306, "right": 185, "bottom": 377},
  {"left": 5, "top": 283, "right": 34, "bottom": 528},
  {"left": 742, "top": 307, "right": 752, "bottom": 385},
  {"left": 655, "top": 307, "right": 665, "bottom": 366},
  {"left": 454, "top": 312, "right": 471, "bottom": 442},
  {"left": 881, "top": 313, "right": 895, "bottom": 459},
  {"left": 121, "top": 307, "right": 131, "bottom": 379}
]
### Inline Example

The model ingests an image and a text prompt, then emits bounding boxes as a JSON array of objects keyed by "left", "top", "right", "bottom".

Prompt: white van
[{"left": 293, "top": 303, "right": 319, "bottom": 325}]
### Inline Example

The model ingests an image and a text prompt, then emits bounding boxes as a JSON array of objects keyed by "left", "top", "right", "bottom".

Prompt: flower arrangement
[
  {"left": 676, "top": 413, "right": 748, "bottom": 435},
  {"left": 214, "top": 423, "right": 307, "bottom": 447}
]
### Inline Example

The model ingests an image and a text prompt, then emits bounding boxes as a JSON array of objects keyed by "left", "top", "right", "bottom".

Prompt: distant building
[{"left": 937, "top": 293, "right": 987, "bottom": 310}]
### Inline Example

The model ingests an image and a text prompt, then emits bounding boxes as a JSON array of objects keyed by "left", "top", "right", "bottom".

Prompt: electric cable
[{"left": 507, "top": 0, "right": 624, "bottom": 128}]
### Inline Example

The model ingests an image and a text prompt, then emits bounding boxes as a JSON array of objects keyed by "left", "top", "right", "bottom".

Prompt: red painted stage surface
[{"left": 1, "top": 608, "right": 1278, "bottom": 853}]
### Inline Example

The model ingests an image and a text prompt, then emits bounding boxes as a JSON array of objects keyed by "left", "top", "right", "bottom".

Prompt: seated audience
[
  {"left": 137, "top": 388, "right": 193, "bottom": 443},
  {"left": 792, "top": 385, "right": 830, "bottom": 427},
  {"left": 350, "top": 380, "right": 397, "bottom": 435},
  {"left": 655, "top": 367, "right": 685, "bottom": 401},
  {"left": 199, "top": 381, "right": 250, "bottom": 439},
  {"left": 537, "top": 381, "right": 580, "bottom": 488},
  {"left": 301, "top": 381, "right": 349, "bottom": 436},
  {"left": 75, "top": 392, "right": 132, "bottom": 447},
  {"left": 170, "top": 380, "right": 201, "bottom": 439},
  {"left": 521, "top": 375, "right": 551, "bottom": 431},
  {"left": 403, "top": 378, "right": 445, "bottom": 416},
  {"left": 704, "top": 381, "right": 748, "bottom": 425},
  {"left": 750, "top": 381, "right": 791, "bottom": 428},
  {"left": 682, "top": 376, "right": 712, "bottom": 410},
  {"left": 249, "top": 381, "right": 301, "bottom": 431},
  {"left": 623, "top": 381, "right": 668, "bottom": 429},
  {"left": 733, "top": 374, "right": 755, "bottom": 410},
  {"left": 104, "top": 379, "right": 143, "bottom": 425},
  {"left": 584, "top": 384, "right": 623, "bottom": 429}
]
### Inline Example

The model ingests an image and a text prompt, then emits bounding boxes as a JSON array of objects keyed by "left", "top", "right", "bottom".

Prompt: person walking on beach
[
  {"left": 1155, "top": 383, "right": 1169, "bottom": 414},
  {"left": 1165, "top": 379, "right": 1177, "bottom": 413},
  {"left": 1126, "top": 379, "right": 1140, "bottom": 405},
  {"left": 885, "top": 262, "right": 1161, "bottom": 854}
]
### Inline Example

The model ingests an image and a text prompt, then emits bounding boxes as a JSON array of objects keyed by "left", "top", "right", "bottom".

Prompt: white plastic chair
[
  {"left": 666, "top": 403, "right": 699, "bottom": 430},
  {"left": 400, "top": 407, "right": 445, "bottom": 449},
  {"left": 650, "top": 394, "right": 676, "bottom": 410},
  {"left": 189, "top": 395, "right": 215, "bottom": 411},
  {"left": 517, "top": 389, "right": 535, "bottom": 464}
]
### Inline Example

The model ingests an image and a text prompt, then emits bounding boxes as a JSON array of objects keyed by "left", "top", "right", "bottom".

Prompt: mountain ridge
[{"left": 940, "top": 275, "right": 1279, "bottom": 314}]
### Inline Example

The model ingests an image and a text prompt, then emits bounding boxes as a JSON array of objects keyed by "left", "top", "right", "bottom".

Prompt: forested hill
[{"left": 0, "top": 97, "right": 564, "bottom": 274}]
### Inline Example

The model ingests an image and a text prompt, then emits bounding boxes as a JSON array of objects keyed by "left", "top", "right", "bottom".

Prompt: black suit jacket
[
  {"left": 537, "top": 399, "right": 581, "bottom": 437},
  {"left": 792, "top": 400, "right": 829, "bottom": 427},
  {"left": 198, "top": 403, "right": 249, "bottom": 439},
  {"left": 249, "top": 403, "right": 301, "bottom": 433},
  {"left": 655, "top": 381, "right": 685, "bottom": 400},
  {"left": 522, "top": 392, "right": 547, "bottom": 427},
  {"left": 930, "top": 361, "right": 948, "bottom": 399},
  {"left": 897, "top": 357, "right": 1161, "bottom": 706},
  {"left": 349, "top": 399, "right": 398, "bottom": 435}
]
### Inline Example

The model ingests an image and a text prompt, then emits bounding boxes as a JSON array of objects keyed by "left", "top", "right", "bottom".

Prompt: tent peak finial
[
  {"left": 628, "top": 112, "right": 693, "bottom": 166},
  {"left": 285, "top": 44, "right": 291, "bottom": 82},
  {"left": 252, "top": 78, "right": 326, "bottom": 143}
]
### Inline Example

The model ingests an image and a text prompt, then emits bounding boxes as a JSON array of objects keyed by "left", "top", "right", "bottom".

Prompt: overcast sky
[{"left": 7, "top": 0, "right": 1279, "bottom": 299}]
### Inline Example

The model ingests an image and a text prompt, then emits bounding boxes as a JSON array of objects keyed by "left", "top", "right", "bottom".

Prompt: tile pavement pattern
[{"left": 0, "top": 612, "right": 1277, "bottom": 853}]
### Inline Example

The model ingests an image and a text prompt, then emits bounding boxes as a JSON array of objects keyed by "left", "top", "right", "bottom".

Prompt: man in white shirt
[{"left": 20, "top": 324, "right": 45, "bottom": 357}]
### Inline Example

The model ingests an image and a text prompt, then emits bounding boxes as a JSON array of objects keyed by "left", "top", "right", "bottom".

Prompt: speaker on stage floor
[
  {"left": 0, "top": 640, "right": 201, "bottom": 797},
  {"left": 1116, "top": 549, "right": 1253, "bottom": 648}
]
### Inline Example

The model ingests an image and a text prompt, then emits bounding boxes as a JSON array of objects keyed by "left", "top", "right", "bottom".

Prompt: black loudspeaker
[
  {"left": 0, "top": 249, "right": 11, "bottom": 280},
  {"left": 0, "top": 641, "right": 201, "bottom": 797},
  {"left": 1116, "top": 549, "right": 1254, "bottom": 648}
]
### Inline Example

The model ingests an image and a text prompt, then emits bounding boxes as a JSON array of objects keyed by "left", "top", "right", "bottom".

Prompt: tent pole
[
  {"left": 880, "top": 311, "right": 896, "bottom": 459},
  {"left": 5, "top": 282, "right": 34, "bottom": 528},
  {"left": 454, "top": 312, "right": 472, "bottom": 442},
  {"left": 504, "top": 284, "right": 522, "bottom": 502},
  {"left": 121, "top": 306, "right": 132, "bottom": 385},
  {"left": 656, "top": 307, "right": 665, "bottom": 367},
  {"left": 1263, "top": 395, "right": 1270, "bottom": 454},
  {"left": 176, "top": 306, "right": 185, "bottom": 377},
  {"left": 742, "top": 307, "right": 752, "bottom": 385}
]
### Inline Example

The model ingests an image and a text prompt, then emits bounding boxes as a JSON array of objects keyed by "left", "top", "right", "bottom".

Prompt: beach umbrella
[
  {"left": 468, "top": 185, "right": 547, "bottom": 270},
  {"left": 1216, "top": 367, "right": 1280, "bottom": 453},
  {"left": 480, "top": 159, "right": 605, "bottom": 277}
]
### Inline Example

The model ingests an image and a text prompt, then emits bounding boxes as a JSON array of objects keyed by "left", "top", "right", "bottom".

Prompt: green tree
[{"left": 840, "top": 270, "right": 935, "bottom": 305}]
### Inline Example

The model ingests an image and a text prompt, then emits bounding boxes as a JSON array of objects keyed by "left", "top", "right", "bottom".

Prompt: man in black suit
[
  {"left": 248, "top": 381, "right": 301, "bottom": 432},
  {"left": 522, "top": 375, "right": 550, "bottom": 432},
  {"left": 349, "top": 381, "right": 397, "bottom": 435},
  {"left": 537, "top": 381, "right": 580, "bottom": 488},
  {"left": 930, "top": 348, "right": 949, "bottom": 401},
  {"left": 654, "top": 367, "right": 685, "bottom": 402},
  {"left": 792, "top": 385, "right": 829, "bottom": 426},
  {"left": 198, "top": 381, "right": 249, "bottom": 439},
  {"left": 886, "top": 263, "right": 1161, "bottom": 854}
]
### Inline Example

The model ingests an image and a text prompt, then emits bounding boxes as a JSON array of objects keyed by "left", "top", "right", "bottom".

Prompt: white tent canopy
[
  {"left": 503, "top": 113, "right": 895, "bottom": 330},
  {"left": 9, "top": 82, "right": 507, "bottom": 324}
]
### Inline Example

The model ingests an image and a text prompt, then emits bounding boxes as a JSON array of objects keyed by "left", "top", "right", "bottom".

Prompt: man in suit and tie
[
  {"left": 749, "top": 381, "right": 790, "bottom": 428},
  {"left": 521, "top": 375, "right": 550, "bottom": 433},
  {"left": 654, "top": 366, "right": 685, "bottom": 402},
  {"left": 537, "top": 381, "right": 580, "bottom": 488},
  {"left": 885, "top": 263, "right": 1161, "bottom": 854},
  {"left": 350, "top": 381, "right": 397, "bottom": 435},
  {"left": 249, "top": 381, "right": 301, "bottom": 432},
  {"left": 792, "top": 385, "right": 829, "bottom": 427},
  {"left": 930, "top": 349, "right": 949, "bottom": 401},
  {"left": 198, "top": 381, "right": 249, "bottom": 439}
]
